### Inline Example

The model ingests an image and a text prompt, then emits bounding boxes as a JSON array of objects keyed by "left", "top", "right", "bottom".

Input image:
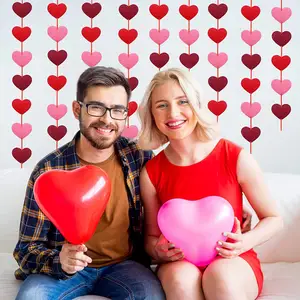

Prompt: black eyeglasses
[{"left": 78, "top": 101, "right": 128, "bottom": 120}]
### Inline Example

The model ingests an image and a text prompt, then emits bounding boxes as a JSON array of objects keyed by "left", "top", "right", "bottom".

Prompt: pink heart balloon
[{"left": 158, "top": 196, "right": 234, "bottom": 266}]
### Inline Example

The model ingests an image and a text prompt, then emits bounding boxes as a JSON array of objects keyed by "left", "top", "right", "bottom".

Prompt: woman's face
[{"left": 151, "top": 79, "right": 198, "bottom": 141}]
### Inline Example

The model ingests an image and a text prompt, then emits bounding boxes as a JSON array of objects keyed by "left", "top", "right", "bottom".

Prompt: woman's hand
[
  {"left": 154, "top": 234, "right": 184, "bottom": 262},
  {"left": 216, "top": 217, "right": 247, "bottom": 259}
]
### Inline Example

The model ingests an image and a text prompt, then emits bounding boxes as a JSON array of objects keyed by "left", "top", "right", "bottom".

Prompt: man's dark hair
[{"left": 77, "top": 66, "right": 131, "bottom": 103}]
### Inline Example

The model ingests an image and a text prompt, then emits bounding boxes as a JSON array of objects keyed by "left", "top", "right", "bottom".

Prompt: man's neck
[{"left": 76, "top": 133, "right": 115, "bottom": 164}]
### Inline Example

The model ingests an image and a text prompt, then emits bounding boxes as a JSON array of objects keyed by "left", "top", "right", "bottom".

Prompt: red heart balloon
[{"left": 34, "top": 166, "right": 111, "bottom": 245}]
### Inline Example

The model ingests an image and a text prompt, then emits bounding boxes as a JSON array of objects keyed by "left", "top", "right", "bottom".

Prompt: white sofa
[{"left": 1, "top": 169, "right": 300, "bottom": 299}]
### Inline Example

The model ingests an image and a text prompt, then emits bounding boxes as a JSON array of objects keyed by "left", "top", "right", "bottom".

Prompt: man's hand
[
  {"left": 154, "top": 234, "right": 184, "bottom": 262},
  {"left": 242, "top": 206, "right": 252, "bottom": 233},
  {"left": 59, "top": 244, "right": 92, "bottom": 275}
]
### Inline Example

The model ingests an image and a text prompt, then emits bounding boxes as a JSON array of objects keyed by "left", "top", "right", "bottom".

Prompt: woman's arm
[
  {"left": 140, "top": 167, "right": 183, "bottom": 262},
  {"left": 236, "top": 149, "right": 284, "bottom": 251}
]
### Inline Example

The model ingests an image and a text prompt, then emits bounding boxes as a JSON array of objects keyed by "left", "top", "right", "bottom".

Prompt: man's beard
[{"left": 79, "top": 115, "right": 121, "bottom": 150}]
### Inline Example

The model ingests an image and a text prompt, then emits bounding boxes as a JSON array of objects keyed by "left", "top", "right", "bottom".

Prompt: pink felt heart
[
  {"left": 241, "top": 102, "right": 261, "bottom": 118},
  {"left": 158, "top": 197, "right": 234, "bottom": 266},
  {"left": 12, "top": 51, "right": 32, "bottom": 67},
  {"left": 179, "top": 29, "right": 199, "bottom": 45},
  {"left": 118, "top": 53, "right": 139, "bottom": 69},
  {"left": 47, "top": 26, "right": 68, "bottom": 42},
  {"left": 271, "top": 79, "right": 292, "bottom": 95},
  {"left": 241, "top": 30, "right": 261, "bottom": 46},
  {"left": 81, "top": 51, "right": 102, "bottom": 67},
  {"left": 272, "top": 7, "right": 292, "bottom": 23},
  {"left": 47, "top": 104, "right": 68, "bottom": 120},
  {"left": 122, "top": 125, "right": 138, "bottom": 139},
  {"left": 12, "top": 123, "right": 32, "bottom": 139},
  {"left": 149, "top": 29, "right": 170, "bottom": 45},
  {"left": 208, "top": 52, "right": 228, "bottom": 68}
]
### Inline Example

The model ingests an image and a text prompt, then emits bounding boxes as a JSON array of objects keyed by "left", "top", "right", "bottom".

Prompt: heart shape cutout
[
  {"left": 179, "top": 53, "right": 199, "bottom": 69},
  {"left": 47, "top": 75, "right": 67, "bottom": 91},
  {"left": 241, "top": 126, "right": 261, "bottom": 143},
  {"left": 12, "top": 2, "right": 32, "bottom": 18},
  {"left": 34, "top": 166, "right": 111, "bottom": 244},
  {"left": 208, "top": 100, "right": 227, "bottom": 116},
  {"left": 122, "top": 125, "right": 139, "bottom": 139},
  {"left": 119, "top": 4, "right": 139, "bottom": 20},
  {"left": 118, "top": 29, "right": 138, "bottom": 44},
  {"left": 82, "top": 51, "right": 102, "bottom": 67},
  {"left": 82, "top": 2, "right": 102, "bottom": 19},
  {"left": 48, "top": 50, "right": 68, "bottom": 66},
  {"left": 158, "top": 197, "right": 234, "bottom": 266},
  {"left": 47, "top": 3, "right": 67, "bottom": 19},
  {"left": 118, "top": 53, "right": 139, "bottom": 69},
  {"left": 12, "top": 99, "right": 31, "bottom": 115},
  {"left": 12, "top": 51, "right": 32, "bottom": 67},
  {"left": 13, "top": 75, "right": 32, "bottom": 91},
  {"left": 47, "top": 125, "right": 67, "bottom": 141},
  {"left": 47, "top": 26, "right": 68, "bottom": 42},
  {"left": 179, "top": 29, "right": 199, "bottom": 46},
  {"left": 150, "top": 52, "right": 170, "bottom": 69},
  {"left": 12, "top": 123, "right": 32, "bottom": 139},
  {"left": 150, "top": 29, "right": 170, "bottom": 45},
  {"left": 47, "top": 104, "right": 68, "bottom": 120},
  {"left": 208, "top": 76, "right": 228, "bottom": 92},
  {"left": 149, "top": 4, "right": 169, "bottom": 20},
  {"left": 12, "top": 147, "right": 32, "bottom": 164},
  {"left": 271, "top": 104, "right": 291, "bottom": 120},
  {"left": 128, "top": 77, "right": 139, "bottom": 91}
]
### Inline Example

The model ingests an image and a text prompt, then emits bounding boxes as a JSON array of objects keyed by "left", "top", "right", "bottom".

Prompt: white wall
[{"left": 0, "top": 0, "right": 299, "bottom": 174}]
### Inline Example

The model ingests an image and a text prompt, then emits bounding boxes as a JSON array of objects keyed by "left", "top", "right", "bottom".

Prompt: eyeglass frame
[{"left": 77, "top": 100, "right": 129, "bottom": 120}]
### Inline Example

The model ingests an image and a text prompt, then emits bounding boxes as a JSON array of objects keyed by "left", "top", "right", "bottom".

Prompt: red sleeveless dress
[{"left": 145, "top": 139, "right": 263, "bottom": 295}]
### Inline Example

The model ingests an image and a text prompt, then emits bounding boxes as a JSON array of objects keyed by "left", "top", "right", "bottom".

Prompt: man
[{"left": 14, "top": 66, "right": 165, "bottom": 299}]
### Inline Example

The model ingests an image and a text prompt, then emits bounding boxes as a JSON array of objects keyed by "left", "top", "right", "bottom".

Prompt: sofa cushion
[
  {"left": 258, "top": 262, "right": 300, "bottom": 299},
  {"left": 245, "top": 172, "right": 300, "bottom": 263}
]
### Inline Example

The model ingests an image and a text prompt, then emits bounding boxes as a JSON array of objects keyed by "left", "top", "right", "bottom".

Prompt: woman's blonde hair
[{"left": 138, "top": 68, "right": 219, "bottom": 150}]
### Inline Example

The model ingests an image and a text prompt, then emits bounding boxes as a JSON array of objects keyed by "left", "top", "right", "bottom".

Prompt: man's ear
[{"left": 72, "top": 100, "right": 80, "bottom": 120}]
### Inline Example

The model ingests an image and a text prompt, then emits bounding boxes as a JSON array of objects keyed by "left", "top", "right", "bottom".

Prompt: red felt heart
[
  {"left": 208, "top": 28, "right": 227, "bottom": 43},
  {"left": 12, "top": 147, "right": 32, "bottom": 164},
  {"left": 33, "top": 166, "right": 111, "bottom": 244},
  {"left": 128, "top": 101, "right": 138, "bottom": 117},
  {"left": 271, "top": 104, "right": 291, "bottom": 120},
  {"left": 12, "top": 26, "right": 31, "bottom": 42},
  {"left": 119, "top": 4, "right": 138, "bottom": 20},
  {"left": 208, "top": 100, "right": 227, "bottom": 116},
  {"left": 118, "top": 29, "right": 138, "bottom": 44},
  {"left": 128, "top": 77, "right": 138, "bottom": 91},
  {"left": 271, "top": 55, "right": 291, "bottom": 71},
  {"left": 82, "top": 27, "right": 101, "bottom": 43},
  {"left": 47, "top": 3, "right": 67, "bottom": 19},
  {"left": 241, "top": 5, "right": 261, "bottom": 21},
  {"left": 179, "top": 5, "right": 198, "bottom": 20},
  {"left": 12, "top": 2, "right": 32, "bottom": 18},
  {"left": 179, "top": 53, "right": 199, "bottom": 69},
  {"left": 241, "top": 54, "right": 261, "bottom": 70},
  {"left": 48, "top": 50, "right": 68, "bottom": 66},
  {"left": 82, "top": 2, "right": 102, "bottom": 19},
  {"left": 272, "top": 31, "right": 292, "bottom": 47},
  {"left": 12, "top": 75, "right": 32, "bottom": 91},
  {"left": 208, "top": 3, "right": 228, "bottom": 19},
  {"left": 241, "top": 78, "right": 260, "bottom": 94},
  {"left": 47, "top": 75, "right": 67, "bottom": 91},
  {"left": 208, "top": 76, "right": 228, "bottom": 92},
  {"left": 149, "top": 4, "right": 169, "bottom": 20},
  {"left": 241, "top": 126, "right": 261, "bottom": 143},
  {"left": 47, "top": 125, "right": 67, "bottom": 141},
  {"left": 12, "top": 99, "right": 31, "bottom": 114},
  {"left": 150, "top": 52, "right": 170, "bottom": 69}
]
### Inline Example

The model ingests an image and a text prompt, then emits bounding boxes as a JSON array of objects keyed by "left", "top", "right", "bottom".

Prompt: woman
[{"left": 138, "top": 68, "right": 283, "bottom": 300}]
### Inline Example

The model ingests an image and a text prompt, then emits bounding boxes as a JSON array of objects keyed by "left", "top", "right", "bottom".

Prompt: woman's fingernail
[
  {"left": 223, "top": 232, "right": 228, "bottom": 237},
  {"left": 216, "top": 247, "right": 220, "bottom": 251},
  {"left": 218, "top": 241, "right": 223, "bottom": 245}
]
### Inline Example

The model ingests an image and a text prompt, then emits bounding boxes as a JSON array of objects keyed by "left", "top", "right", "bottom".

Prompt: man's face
[{"left": 74, "top": 85, "right": 128, "bottom": 150}]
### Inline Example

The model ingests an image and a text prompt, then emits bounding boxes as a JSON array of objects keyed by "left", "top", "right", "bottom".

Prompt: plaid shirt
[{"left": 13, "top": 132, "right": 154, "bottom": 280}]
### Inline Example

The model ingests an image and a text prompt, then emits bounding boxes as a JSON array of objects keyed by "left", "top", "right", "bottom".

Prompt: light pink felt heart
[
  {"left": 82, "top": 51, "right": 102, "bottom": 67},
  {"left": 12, "top": 51, "right": 32, "bottom": 67},
  {"left": 241, "top": 30, "right": 261, "bottom": 46},
  {"left": 149, "top": 29, "right": 170, "bottom": 45},
  {"left": 271, "top": 79, "right": 292, "bottom": 95},
  {"left": 12, "top": 123, "right": 32, "bottom": 139},
  {"left": 47, "top": 104, "right": 68, "bottom": 120},
  {"left": 118, "top": 53, "right": 139, "bottom": 69},
  {"left": 122, "top": 125, "right": 138, "bottom": 139},
  {"left": 158, "top": 197, "right": 234, "bottom": 266},
  {"left": 241, "top": 102, "right": 261, "bottom": 118},
  {"left": 179, "top": 29, "right": 199, "bottom": 45},
  {"left": 47, "top": 26, "right": 68, "bottom": 42},
  {"left": 208, "top": 52, "right": 228, "bottom": 68},
  {"left": 272, "top": 7, "right": 292, "bottom": 23}
]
